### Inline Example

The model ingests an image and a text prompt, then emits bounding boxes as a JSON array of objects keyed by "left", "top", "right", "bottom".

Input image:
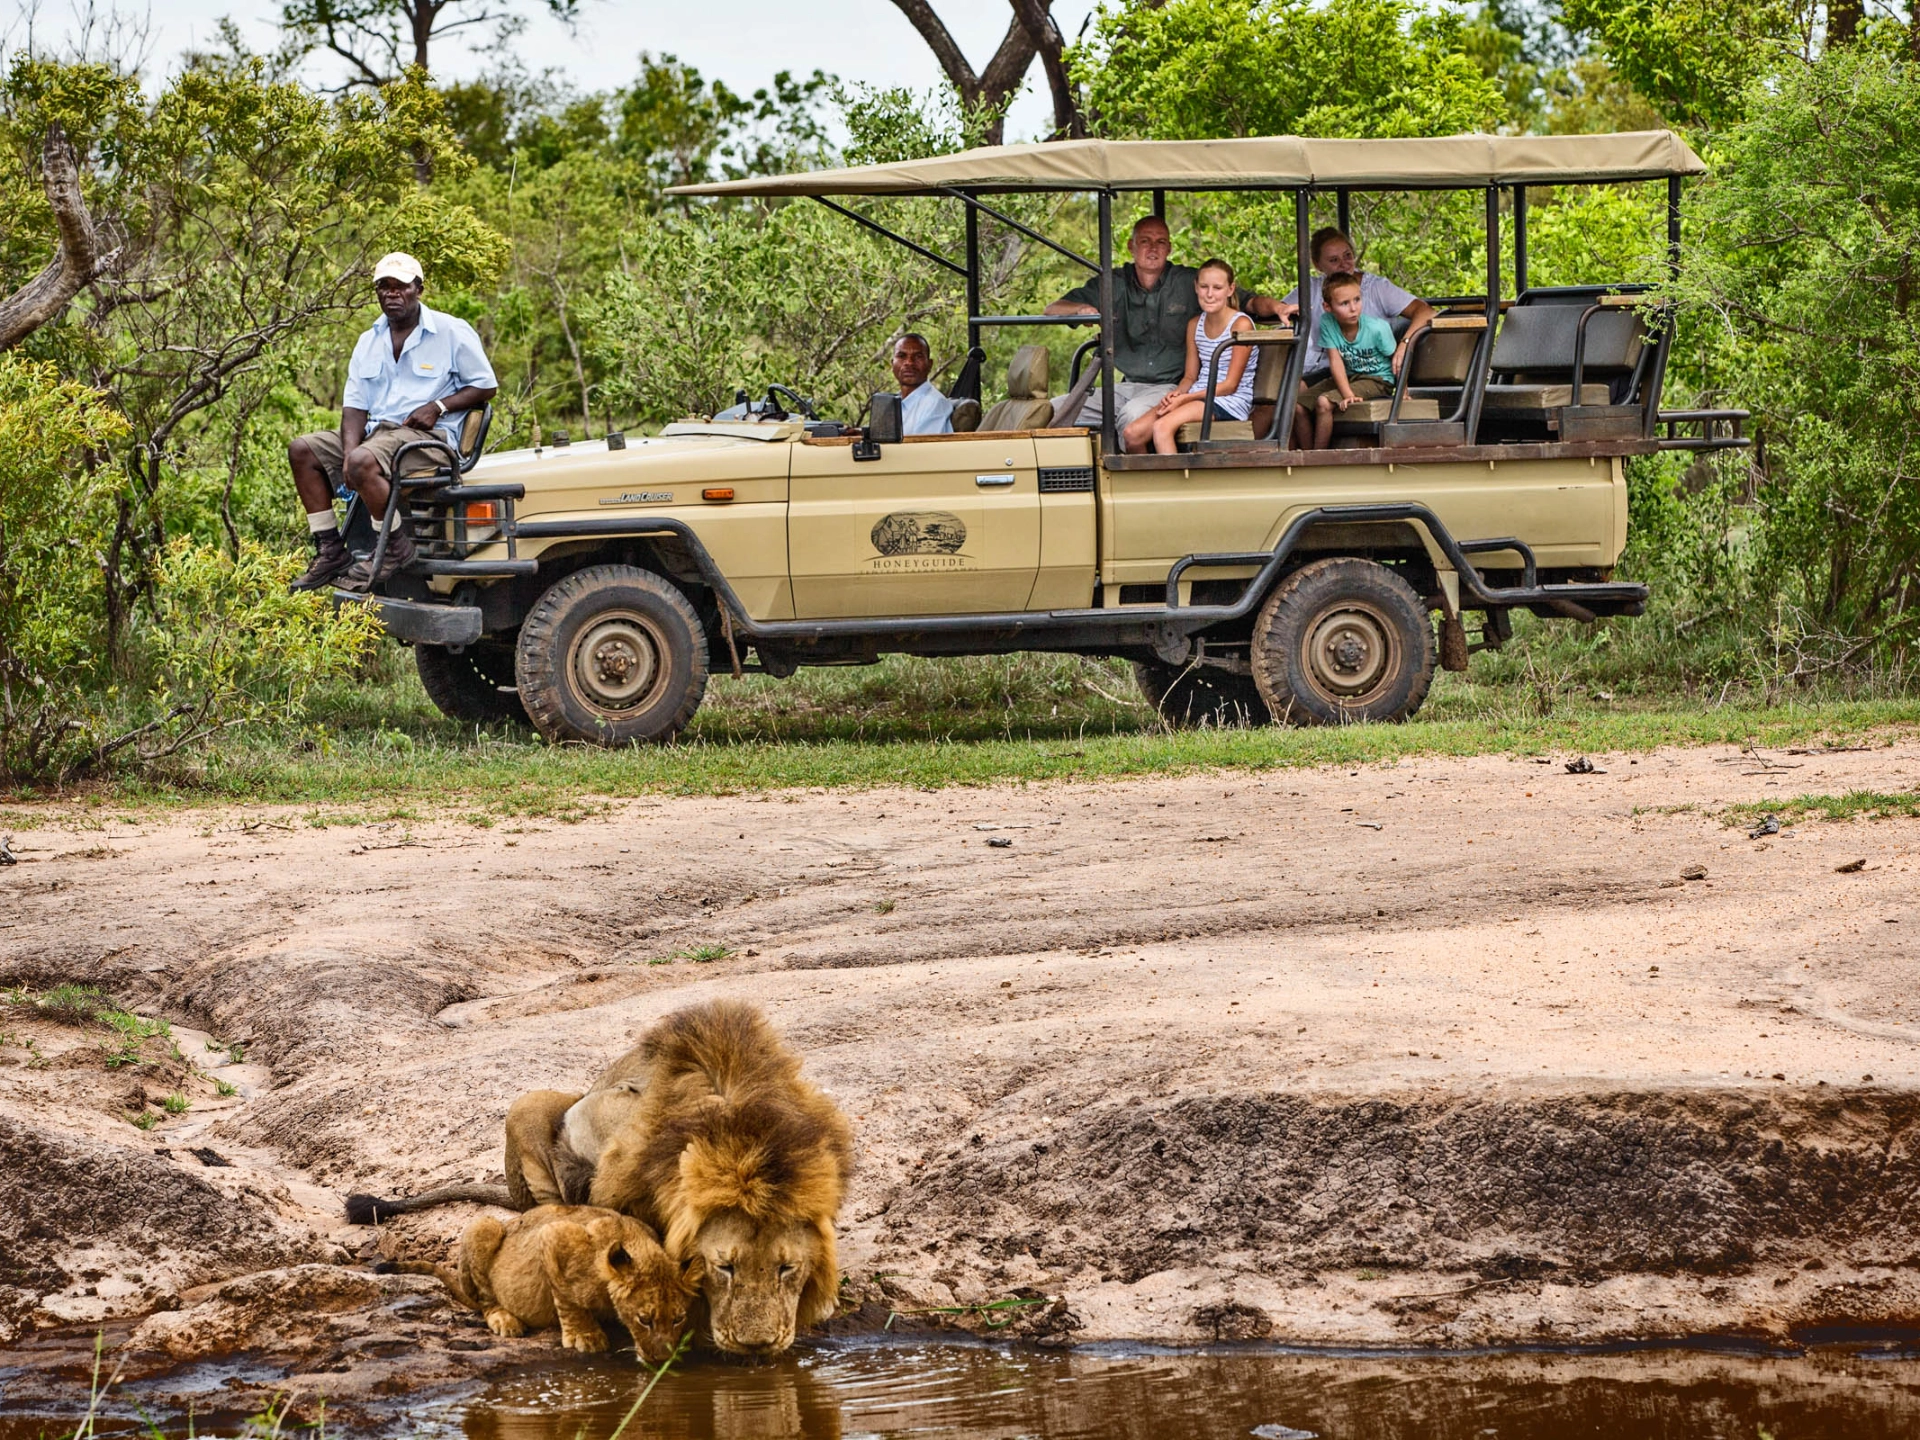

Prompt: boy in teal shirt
[{"left": 1291, "top": 271, "right": 1410, "bottom": 449}]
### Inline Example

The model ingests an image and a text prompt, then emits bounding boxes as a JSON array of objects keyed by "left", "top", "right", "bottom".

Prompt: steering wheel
[{"left": 761, "top": 383, "right": 818, "bottom": 421}]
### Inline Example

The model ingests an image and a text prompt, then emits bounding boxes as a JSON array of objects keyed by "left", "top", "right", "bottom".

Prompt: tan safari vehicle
[{"left": 341, "top": 132, "right": 1746, "bottom": 744}]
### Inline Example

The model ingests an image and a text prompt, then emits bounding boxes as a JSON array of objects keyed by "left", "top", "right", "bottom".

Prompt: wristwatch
[{"left": 432, "top": 398, "right": 448, "bottom": 419}]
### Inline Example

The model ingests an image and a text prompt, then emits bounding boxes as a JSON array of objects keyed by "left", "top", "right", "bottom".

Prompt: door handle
[{"left": 975, "top": 474, "right": 1016, "bottom": 487}]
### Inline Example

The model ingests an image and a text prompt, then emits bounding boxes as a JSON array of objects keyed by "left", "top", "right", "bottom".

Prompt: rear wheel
[
  {"left": 1131, "top": 660, "right": 1272, "bottom": 728},
  {"left": 1250, "top": 557, "right": 1434, "bottom": 725},
  {"left": 515, "top": 565, "right": 708, "bottom": 745},
  {"left": 415, "top": 641, "right": 524, "bottom": 724}
]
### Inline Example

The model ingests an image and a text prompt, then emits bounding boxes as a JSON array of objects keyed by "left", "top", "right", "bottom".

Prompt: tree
[
  {"left": 1071, "top": 0, "right": 1507, "bottom": 140},
  {"left": 280, "top": 0, "right": 586, "bottom": 89},
  {"left": 1679, "top": 38, "right": 1920, "bottom": 657},
  {"left": 883, "top": 2, "right": 1038, "bottom": 144}
]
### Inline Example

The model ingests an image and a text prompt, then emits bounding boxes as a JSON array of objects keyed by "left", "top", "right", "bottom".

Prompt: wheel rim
[
  {"left": 567, "top": 610, "right": 669, "bottom": 717},
  {"left": 1303, "top": 603, "right": 1396, "bottom": 704}
]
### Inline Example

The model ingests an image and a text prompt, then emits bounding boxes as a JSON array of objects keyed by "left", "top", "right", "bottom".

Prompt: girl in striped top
[{"left": 1124, "top": 258, "right": 1257, "bottom": 454}]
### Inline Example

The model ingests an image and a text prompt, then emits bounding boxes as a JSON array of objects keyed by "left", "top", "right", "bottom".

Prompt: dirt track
[{"left": 3, "top": 737, "right": 1919, "bottom": 1414}]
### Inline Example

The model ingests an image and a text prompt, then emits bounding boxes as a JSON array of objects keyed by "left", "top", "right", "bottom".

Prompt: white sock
[{"left": 307, "top": 510, "right": 339, "bottom": 535}]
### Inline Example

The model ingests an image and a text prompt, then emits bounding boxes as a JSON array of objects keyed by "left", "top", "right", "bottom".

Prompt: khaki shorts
[
  {"left": 1297, "top": 375, "right": 1393, "bottom": 408},
  {"left": 295, "top": 424, "right": 451, "bottom": 487}
]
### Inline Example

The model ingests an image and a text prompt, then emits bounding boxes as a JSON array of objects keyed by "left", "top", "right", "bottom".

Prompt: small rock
[
  {"left": 1680, "top": 865, "right": 1707, "bottom": 881},
  {"left": 987, "top": 836, "right": 1012, "bottom": 848},
  {"left": 1748, "top": 814, "right": 1781, "bottom": 839},
  {"left": 0, "top": 835, "right": 15, "bottom": 865},
  {"left": 1835, "top": 858, "right": 1866, "bottom": 874},
  {"left": 1565, "top": 756, "right": 1602, "bottom": 774}
]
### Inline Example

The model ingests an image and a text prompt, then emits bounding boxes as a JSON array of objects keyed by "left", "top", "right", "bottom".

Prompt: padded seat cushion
[
  {"left": 979, "top": 397, "right": 1054, "bottom": 432},
  {"left": 1480, "top": 383, "right": 1610, "bottom": 412},
  {"left": 978, "top": 344, "right": 1052, "bottom": 432}
]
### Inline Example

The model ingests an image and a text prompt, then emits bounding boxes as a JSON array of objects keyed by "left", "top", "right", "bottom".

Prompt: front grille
[{"left": 1038, "top": 466, "right": 1095, "bottom": 493}]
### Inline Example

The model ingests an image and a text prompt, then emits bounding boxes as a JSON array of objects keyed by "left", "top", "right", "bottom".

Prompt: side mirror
[{"left": 855, "top": 391, "right": 902, "bottom": 462}]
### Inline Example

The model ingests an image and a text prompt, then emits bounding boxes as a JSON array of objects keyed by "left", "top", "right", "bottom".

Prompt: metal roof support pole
[
  {"left": 1271, "top": 186, "right": 1312, "bottom": 445},
  {"left": 1513, "top": 185, "right": 1528, "bottom": 296},
  {"left": 1462, "top": 184, "right": 1500, "bottom": 445},
  {"left": 1152, "top": 188, "right": 1166, "bottom": 220},
  {"left": 1336, "top": 188, "right": 1350, "bottom": 237},
  {"left": 1098, "top": 190, "right": 1117, "bottom": 457},
  {"left": 965, "top": 199, "right": 981, "bottom": 355},
  {"left": 1667, "top": 174, "right": 1682, "bottom": 278}
]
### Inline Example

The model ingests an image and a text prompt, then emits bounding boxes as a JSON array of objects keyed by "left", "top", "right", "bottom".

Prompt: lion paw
[
  {"left": 560, "top": 1324, "right": 608, "bottom": 1353},
  {"left": 486, "top": 1309, "right": 526, "bottom": 1338}
]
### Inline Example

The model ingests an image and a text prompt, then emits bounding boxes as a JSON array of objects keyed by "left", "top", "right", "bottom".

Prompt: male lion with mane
[{"left": 576, "top": 1000, "right": 854, "bottom": 1355}]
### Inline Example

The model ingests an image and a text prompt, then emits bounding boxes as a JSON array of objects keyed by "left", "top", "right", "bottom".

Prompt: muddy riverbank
[{"left": 3, "top": 738, "right": 1918, "bottom": 1422}]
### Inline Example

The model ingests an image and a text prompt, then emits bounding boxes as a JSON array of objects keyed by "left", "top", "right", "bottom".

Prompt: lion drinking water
[
  {"left": 348, "top": 1001, "right": 854, "bottom": 1358},
  {"left": 381, "top": 1203, "right": 692, "bottom": 1361}
]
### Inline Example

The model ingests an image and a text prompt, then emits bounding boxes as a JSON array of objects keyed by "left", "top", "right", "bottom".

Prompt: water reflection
[{"left": 447, "top": 1340, "right": 1920, "bottom": 1440}]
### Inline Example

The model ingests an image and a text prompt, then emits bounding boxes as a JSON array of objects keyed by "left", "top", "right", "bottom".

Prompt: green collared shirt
[{"left": 1059, "top": 264, "right": 1251, "bottom": 385}]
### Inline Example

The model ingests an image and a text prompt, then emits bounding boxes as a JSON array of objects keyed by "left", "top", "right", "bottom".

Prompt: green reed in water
[{"left": 604, "top": 1329, "right": 693, "bottom": 1440}]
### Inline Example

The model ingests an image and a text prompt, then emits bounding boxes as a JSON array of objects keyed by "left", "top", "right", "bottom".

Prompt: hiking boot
[
  {"left": 290, "top": 530, "right": 352, "bottom": 593},
  {"left": 335, "top": 527, "right": 417, "bottom": 594}
]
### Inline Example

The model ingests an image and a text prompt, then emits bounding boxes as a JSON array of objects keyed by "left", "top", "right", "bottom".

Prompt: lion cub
[{"left": 385, "top": 1204, "right": 691, "bottom": 1360}]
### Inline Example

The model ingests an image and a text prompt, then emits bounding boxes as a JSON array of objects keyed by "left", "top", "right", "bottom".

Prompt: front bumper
[{"left": 334, "top": 590, "right": 483, "bottom": 646}]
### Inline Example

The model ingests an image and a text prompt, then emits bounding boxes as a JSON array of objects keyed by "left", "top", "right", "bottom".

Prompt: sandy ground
[{"left": 2, "top": 735, "right": 1919, "bottom": 1416}]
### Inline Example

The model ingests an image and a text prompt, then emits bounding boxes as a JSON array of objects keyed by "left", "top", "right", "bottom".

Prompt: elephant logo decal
[{"left": 871, "top": 511, "right": 968, "bottom": 556}]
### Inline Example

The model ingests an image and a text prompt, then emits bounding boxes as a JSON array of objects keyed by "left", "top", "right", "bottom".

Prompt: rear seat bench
[{"left": 1475, "top": 291, "right": 1657, "bottom": 442}]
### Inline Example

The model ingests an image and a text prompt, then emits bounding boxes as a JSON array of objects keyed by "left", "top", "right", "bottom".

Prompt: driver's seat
[{"left": 977, "top": 347, "right": 1054, "bottom": 432}]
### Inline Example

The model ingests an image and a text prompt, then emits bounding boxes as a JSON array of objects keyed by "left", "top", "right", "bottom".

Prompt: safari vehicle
[{"left": 342, "top": 132, "right": 1746, "bottom": 744}]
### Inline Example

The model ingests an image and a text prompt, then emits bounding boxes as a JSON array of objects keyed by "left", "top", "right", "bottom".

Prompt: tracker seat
[{"left": 341, "top": 405, "right": 492, "bottom": 562}]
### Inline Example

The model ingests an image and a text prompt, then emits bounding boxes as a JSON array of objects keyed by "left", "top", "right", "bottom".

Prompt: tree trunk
[
  {"left": 1827, "top": 0, "right": 1861, "bottom": 46},
  {"left": 886, "top": 0, "right": 1038, "bottom": 144},
  {"left": 0, "top": 123, "right": 116, "bottom": 351},
  {"left": 1010, "top": 0, "right": 1087, "bottom": 139}
]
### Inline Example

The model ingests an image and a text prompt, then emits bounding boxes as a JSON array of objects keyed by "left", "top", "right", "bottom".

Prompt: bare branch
[
  {"left": 0, "top": 123, "right": 119, "bottom": 350},
  {"left": 1009, "top": 0, "right": 1085, "bottom": 138}
]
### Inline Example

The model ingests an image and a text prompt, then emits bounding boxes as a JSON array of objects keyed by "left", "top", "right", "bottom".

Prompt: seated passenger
[
  {"left": 892, "top": 333, "right": 954, "bottom": 435},
  {"left": 1273, "top": 227, "right": 1434, "bottom": 384},
  {"left": 1123, "top": 258, "right": 1256, "bottom": 455},
  {"left": 1293, "top": 272, "right": 1395, "bottom": 449}
]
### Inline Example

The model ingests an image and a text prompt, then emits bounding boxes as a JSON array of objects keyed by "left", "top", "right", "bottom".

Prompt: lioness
[{"left": 382, "top": 1204, "right": 691, "bottom": 1360}]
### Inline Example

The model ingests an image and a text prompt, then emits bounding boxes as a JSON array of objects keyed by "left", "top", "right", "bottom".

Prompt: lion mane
[{"left": 588, "top": 1000, "right": 853, "bottom": 1334}]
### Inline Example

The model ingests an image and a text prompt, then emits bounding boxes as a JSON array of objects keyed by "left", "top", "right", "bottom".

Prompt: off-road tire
[
  {"left": 415, "top": 641, "right": 524, "bottom": 725},
  {"left": 515, "top": 565, "right": 709, "bottom": 745},
  {"left": 1131, "top": 660, "right": 1272, "bottom": 728},
  {"left": 1250, "top": 557, "right": 1435, "bottom": 725}
]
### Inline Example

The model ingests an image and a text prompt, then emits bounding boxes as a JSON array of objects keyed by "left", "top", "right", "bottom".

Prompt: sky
[{"left": 9, "top": 1, "right": 1104, "bottom": 144}]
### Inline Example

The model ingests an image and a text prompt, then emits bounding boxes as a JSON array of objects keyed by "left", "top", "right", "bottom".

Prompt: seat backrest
[
  {"left": 978, "top": 345, "right": 1054, "bottom": 432},
  {"left": 1490, "top": 305, "right": 1643, "bottom": 379},
  {"left": 950, "top": 398, "right": 982, "bottom": 433},
  {"left": 1409, "top": 328, "right": 1482, "bottom": 386},
  {"left": 1249, "top": 334, "right": 1290, "bottom": 405},
  {"left": 455, "top": 403, "right": 492, "bottom": 472}
]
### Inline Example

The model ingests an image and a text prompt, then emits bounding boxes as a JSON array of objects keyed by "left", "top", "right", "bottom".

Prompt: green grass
[
  {"left": 216, "top": 1078, "right": 238, "bottom": 1097},
  {"left": 5, "top": 614, "right": 1920, "bottom": 821},
  {"left": 2, "top": 985, "right": 174, "bottom": 1070},
  {"left": 162, "top": 1091, "right": 189, "bottom": 1115},
  {"left": 1723, "top": 789, "right": 1920, "bottom": 827}
]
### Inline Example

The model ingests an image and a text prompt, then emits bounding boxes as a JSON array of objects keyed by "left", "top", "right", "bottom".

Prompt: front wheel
[
  {"left": 515, "top": 565, "right": 709, "bottom": 745},
  {"left": 1131, "top": 661, "right": 1271, "bottom": 728},
  {"left": 1250, "top": 557, "right": 1435, "bottom": 725}
]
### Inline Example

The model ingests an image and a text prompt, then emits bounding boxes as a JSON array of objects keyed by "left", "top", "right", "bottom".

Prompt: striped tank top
[{"left": 1187, "top": 310, "right": 1257, "bottom": 419}]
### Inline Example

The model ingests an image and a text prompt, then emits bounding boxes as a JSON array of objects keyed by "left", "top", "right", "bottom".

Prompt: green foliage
[
  {"left": 1678, "top": 41, "right": 1920, "bottom": 661},
  {"left": 1073, "top": 0, "right": 1508, "bottom": 139},
  {"left": 1558, "top": 0, "right": 1817, "bottom": 129},
  {"left": 0, "top": 355, "right": 129, "bottom": 781}
]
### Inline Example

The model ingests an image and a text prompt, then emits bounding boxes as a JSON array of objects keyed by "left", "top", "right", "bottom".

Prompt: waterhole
[{"left": 418, "top": 1339, "right": 1920, "bottom": 1439}]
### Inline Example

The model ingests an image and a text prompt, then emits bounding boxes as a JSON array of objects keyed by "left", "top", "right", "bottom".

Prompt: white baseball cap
[{"left": 372, "top": 251, "right": 424, "bottom": 284}]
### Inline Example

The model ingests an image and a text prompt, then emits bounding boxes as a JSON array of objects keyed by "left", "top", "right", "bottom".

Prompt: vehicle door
[{"left": 787, "top": 434, "right": 1041, "bottom": 618}]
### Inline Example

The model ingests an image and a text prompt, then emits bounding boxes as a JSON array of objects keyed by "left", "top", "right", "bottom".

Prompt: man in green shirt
[{"left": 1044, "top": 216, "right": 1281, "bottom": 435}]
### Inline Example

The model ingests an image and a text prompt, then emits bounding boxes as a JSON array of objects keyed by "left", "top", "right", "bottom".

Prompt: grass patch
[
  {"left": 127, "top": 1110, "right": 156, "bottom": 1131},
  {"left": 4, "top": 623, "right": 1919, "bottom": 821},
  {"left": 215, "top": 1078, "right": 238, "bottom": 1097},
  {"left": 3, "top": 985, "right": 173, "bottom": 1069},
  {"left": 162, "top": 1091, "right": 189, "bottom": 1115},
  {"left": 1723, "top": 789, "right": 1920, "bottom": 827}
]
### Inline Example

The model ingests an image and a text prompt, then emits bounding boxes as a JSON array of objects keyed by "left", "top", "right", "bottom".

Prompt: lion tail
[{"left": 345, "top": 1182, "right": 514, "bottom": 1225}]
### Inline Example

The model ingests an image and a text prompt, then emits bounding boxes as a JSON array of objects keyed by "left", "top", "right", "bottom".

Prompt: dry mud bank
[{"left": 2, "top": 738, "right": 1918, "bottom": 1417}]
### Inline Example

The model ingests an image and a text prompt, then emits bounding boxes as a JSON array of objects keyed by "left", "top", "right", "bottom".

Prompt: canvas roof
[{"left": 667, "top": 132, "right": 1706, "bottom": 198}]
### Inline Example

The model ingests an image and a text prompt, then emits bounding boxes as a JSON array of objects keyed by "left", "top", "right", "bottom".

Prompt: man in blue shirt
[
  {"left": 892, "top": 333, "right": 954, "bottom": 435},
  {"left": 289, "top": 252, "right": 499, "bottom": 593}
]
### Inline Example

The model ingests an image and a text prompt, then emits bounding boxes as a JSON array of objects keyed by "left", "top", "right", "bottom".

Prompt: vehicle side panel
[
  {"left": 1032, "top": 433, "right": 1099, "bottom": 610},
  {"left": 1098, "top": 453, "right": 1626, "bottom": 589},
  {"left": 462, "top": 437, "right": 795, "bottom": 620}
]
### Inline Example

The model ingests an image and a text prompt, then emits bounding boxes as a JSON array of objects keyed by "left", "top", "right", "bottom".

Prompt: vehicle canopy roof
[{"left": 668, "top": 131, "right": 1706, "bottom": 198}]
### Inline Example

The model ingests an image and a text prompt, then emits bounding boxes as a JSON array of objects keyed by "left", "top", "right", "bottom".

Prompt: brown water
[{"left": 425, "top": 1340, "right": 1920, "bottom": 1440}]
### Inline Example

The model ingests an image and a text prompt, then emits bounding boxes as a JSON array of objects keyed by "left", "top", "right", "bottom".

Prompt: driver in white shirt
[{"left": 892, "top": 333, "right": 954, "bottom": 435}]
